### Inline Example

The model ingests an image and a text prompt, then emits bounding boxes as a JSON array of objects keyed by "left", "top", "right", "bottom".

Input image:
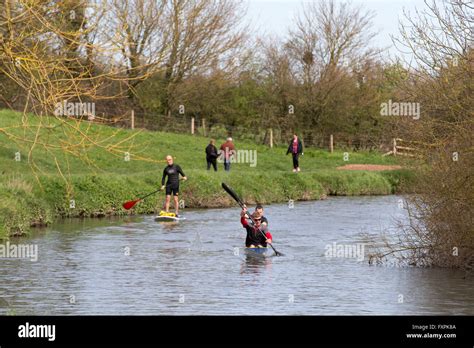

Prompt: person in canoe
[
  {"left": 255, "top": 204, "right": 268, "bottom": 227},
  {"left": 241, "top": 207, "right": 272, "bottom": 248},
  {"left": 160, "top": 155, "right": 187, "bottom": 217}
]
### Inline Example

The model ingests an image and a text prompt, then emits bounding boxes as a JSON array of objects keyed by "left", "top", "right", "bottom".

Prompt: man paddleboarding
[{"left": 160, "top": 155, "right": 187, "bottom": 217}]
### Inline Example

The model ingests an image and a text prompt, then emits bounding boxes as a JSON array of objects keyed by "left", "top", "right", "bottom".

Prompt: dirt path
[{"left": 336, "top": 164, "right": 402, "bottom": 171}]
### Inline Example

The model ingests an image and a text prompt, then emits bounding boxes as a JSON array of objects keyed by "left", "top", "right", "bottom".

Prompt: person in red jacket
[
  {"left": 219, "top": 137, "right": 236, "bottom": 171},
  {"left": 240, "top": 207, "right": 272, "bottom": 248}
]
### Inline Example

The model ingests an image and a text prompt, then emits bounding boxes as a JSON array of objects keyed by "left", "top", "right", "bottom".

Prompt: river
[{"left": 0, "top": 195, "right": 472, "bottom": 315}]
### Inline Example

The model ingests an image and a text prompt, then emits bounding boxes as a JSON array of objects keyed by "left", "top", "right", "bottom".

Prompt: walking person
[
  {"left": 160, "top": 155, "right": 187, "bottom": 217},
  {"left": 205, "top": 139, "right": 218, "bottom": 171},
  {"left": 286, "top": 133, "right": 303, "bottom": 172},
  {"left": 219, "top": 137, "right": 236, "bottom": 172}
]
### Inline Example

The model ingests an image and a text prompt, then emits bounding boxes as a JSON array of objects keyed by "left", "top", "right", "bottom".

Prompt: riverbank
[{"left": 0, "top": 109, "right": 416, "bottom": 238}]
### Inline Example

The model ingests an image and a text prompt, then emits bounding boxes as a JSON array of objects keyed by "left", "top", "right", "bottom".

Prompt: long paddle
[
  {"left": 222, "top": 182, "right": 283, "bottom": 256},
  {"left": 124, "top": 177, "right": 187, "bottom": 210},
  {"left": 122, "top": 188, "right": 162, "bottom": 210}
]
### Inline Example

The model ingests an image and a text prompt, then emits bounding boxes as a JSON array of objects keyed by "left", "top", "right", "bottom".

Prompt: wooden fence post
[
  {"left": 330, "top": 134, "right": 334, "bottom": 153},
  {"left": 393, "top": 138, "right": 397, "bottom": 156},
  {"left": 202, "top": 118, "right": 206, "bottom": 136},
  {"left": 131, "top": 110, "right": 135, "bottom": 129},
  {"left": 269, "top": 128, "right": 273, "bottom": 148},
  {"left": 191, "top": 117, "right": 195, "bottom": 135}
]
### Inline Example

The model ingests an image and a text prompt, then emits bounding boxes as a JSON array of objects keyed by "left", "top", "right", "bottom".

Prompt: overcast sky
[{"left": 244, "top": 0, "right": 432, "bottom": 60}]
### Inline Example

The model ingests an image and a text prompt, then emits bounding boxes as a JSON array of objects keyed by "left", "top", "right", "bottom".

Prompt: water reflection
[
  {"left": 240, "top": 255, "right": 273, "bottom": 274},
  {"left": 159, "top": 222, "right": 181, "bottom": 231}
]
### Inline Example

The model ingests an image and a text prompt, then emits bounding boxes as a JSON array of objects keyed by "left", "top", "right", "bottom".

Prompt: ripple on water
[{"left": 1, "top": 196, "right": 473, "bottom": 315}]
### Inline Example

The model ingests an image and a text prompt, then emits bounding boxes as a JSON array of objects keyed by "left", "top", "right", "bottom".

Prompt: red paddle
[{"left": 122, "top": 188, "right": 162, "bottom": 210}]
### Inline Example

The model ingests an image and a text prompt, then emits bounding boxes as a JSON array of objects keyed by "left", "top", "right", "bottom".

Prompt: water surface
[{"left": 0, "top": 196, "right": 472, "bottom": 315}]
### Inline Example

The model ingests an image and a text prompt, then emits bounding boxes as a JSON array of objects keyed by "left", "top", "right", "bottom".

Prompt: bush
[{"left": 208, "top": 125, "right": 229, "bottom": 139}]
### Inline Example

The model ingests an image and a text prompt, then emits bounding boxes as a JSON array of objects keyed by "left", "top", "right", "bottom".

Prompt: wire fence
[
  {"left": 107, "top": 109, "right": 297, "bottom": 146},
  {"left": 95, "top": 108, "right": 392, "bottom": 152}
]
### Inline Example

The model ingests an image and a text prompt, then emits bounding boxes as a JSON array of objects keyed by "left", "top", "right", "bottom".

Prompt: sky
[{"left": 243, "top": 0, "right": 432, "bottom": 60}]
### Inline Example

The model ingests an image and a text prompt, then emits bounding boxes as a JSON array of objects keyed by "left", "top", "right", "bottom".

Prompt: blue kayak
[{"left": 244, "top": 247, "right": 275, "bottom": 258}]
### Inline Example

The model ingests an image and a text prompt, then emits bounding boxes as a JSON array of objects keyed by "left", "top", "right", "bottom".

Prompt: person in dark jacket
[
  {"left": 205, "top": 139, "right": 218, "bottom": 171},
  {"left": 286, "top": 134, "right": 303, "bottom": 172}
]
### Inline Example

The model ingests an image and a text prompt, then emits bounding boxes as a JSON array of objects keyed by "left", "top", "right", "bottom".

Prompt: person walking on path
[
  {"left": 286, "top": 134, "right": 303, "bottom": 172},
  {"left": 219, "top": 137, "right": 236, "bottom": 172},
  {"left": 205, "top": 139, "right": 219, "bottom": 171}
]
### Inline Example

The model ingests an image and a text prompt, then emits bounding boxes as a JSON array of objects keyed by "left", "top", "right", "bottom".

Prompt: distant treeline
[{"left": 0, "top": 0, "right": 412, "bottom": 148}]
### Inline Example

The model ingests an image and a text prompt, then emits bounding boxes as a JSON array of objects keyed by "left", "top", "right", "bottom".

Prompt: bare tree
[
  {"left": 99, "top": 0, "right": 248, "bottom": 113},
  {"left": 102, "top": 0, "right": 169, "bottom": 100},
  {"left": 284, "top": 0, "right": 378, "bottom": 139},
  {"left": 394, "top": 0, "right": 473, "bottom": 74},
  {"left": 0, "top": 0, "right": 162, "bottom": 182},
  {"left": 161, "top": 0, "right": 248, "bottom": 116},
  {"left": 287, "top": 0, "right": 377, "bottom": 83},
  {"left": 259, "top": 36, "right": 296, "bottom": 135},
  {"left": 373, "top": 0, "right": 474, "bottom": 270}
]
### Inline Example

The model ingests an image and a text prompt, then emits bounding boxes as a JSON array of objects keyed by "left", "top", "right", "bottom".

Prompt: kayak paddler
[
  {"left": 160, "top": 155, "right": 187, "bottom": 217},
  {"left": 255, "top": 204, "right": 268, "bottom": 227},
  {"left": 240, "top": 207, "right": 272, "bottom": 248}
]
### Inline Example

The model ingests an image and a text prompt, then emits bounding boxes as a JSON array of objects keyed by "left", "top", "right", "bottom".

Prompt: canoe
[
  {"left": 154, "top": 215, "right": 186, "bottom": 222},
  {"left": 244, "top": 247, "right": 275, "bottom": 258}
]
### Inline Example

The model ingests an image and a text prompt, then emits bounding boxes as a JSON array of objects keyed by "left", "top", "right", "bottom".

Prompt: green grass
[{"left": 0, "top": 108, "right": 416, "bottom": 238}]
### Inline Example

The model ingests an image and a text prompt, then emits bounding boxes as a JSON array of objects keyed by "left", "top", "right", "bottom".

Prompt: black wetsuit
[{"left": 162, "top": 164, "right": 185, "bottom": 196}]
